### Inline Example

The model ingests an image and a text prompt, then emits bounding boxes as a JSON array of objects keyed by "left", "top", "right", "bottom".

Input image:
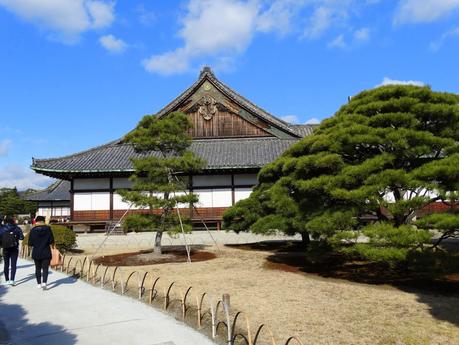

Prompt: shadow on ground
[
  {"left": 0, "top": 285, "right": 77, "bottom": 345},
  {"left": 228, "top": 240, "right": 459, "bottom": 327}
]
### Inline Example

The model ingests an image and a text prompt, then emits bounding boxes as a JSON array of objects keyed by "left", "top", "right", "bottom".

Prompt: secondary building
[
  {"left": 25, "top": 180, "right": 71, "bottom": 222},
  {"left": 31, "top": 67, "right": 316, "bottom": 232}
]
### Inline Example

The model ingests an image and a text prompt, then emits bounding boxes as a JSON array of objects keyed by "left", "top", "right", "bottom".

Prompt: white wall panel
[
  {"left": 74, "top": 192, "right": 109, "bottom": 210},
  {"left": 212, "top": 189, "right": 232, "bottom": 207},
  {"left": 193, "top": 175, "right": 231, "bottom": 187},
  {"left": 92, "top": 192, "right": 110, "bottom": 210},
  {"left": 234, "top": 174, "right": 258, "bottom": 186},
  {"left": 113, "top": 178, "right": 133, "bottom": 189},
  {"left": 235, "top": 188, "right": 253, "bottom": 203},
  {"left": 74, "top": 178, "right": 110, "bottom": 190},
  {"left": 195, "top": 190, "right": 213, "bottom": 207},
  {"left": 74, "top": 193, "right": 92, "bottom": 211}
]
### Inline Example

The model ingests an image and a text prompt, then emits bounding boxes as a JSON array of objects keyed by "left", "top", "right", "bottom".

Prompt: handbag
[{"left": 50, "top": 245, "right": 63, "bottom": 268}]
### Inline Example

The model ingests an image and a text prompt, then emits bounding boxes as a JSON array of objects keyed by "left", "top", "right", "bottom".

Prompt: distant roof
[
  {"left": 32, "top": 137, "right": 302, "bottom": 178},
  {"left": 157, "top": 66, "right": 300, "bottom": 138},
  {"left": 290, "top": 124, "right": 319, "bottom": 137},
  {"left": 25, "top": 180, "right": 70, "bottom": 201}
]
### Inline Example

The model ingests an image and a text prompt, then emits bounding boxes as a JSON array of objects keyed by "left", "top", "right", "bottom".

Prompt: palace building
[{"left": 31, "top": 67, "right": 316, "bottom": 232}]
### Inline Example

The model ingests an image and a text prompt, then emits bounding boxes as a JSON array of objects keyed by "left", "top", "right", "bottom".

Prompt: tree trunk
[
  {"left": 154, "top": 231, "right": 163, "bottom": 254},
  {"left": 300, "top": 232, "right": 310, "bottom": 248}
]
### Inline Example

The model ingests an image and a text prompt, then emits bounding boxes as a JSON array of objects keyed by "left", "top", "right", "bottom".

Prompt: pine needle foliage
[
  {"left": 119, "top": 112, "right": 205, "bottom": 254},
  {"left": 223, "top": 85, "right": 459, "bottom": 262}
]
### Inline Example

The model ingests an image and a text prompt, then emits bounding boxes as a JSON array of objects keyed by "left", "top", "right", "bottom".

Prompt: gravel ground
[{"left": 68, "top": 239, "right": 459, "bottom": 345}]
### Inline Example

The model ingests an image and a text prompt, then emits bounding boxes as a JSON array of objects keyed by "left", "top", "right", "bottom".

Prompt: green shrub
[{"left": 23, "top": 224, "right": 77, "bottom": 253}]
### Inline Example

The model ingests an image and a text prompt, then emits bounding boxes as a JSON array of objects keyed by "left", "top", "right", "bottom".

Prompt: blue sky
[{"left": 0, "top": 0, "right": 458, "bottom": 190}]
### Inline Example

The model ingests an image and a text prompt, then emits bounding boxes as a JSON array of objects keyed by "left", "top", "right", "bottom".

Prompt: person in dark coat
[
  {"left": 28, "top": 216, "right": 54, "bottom": 290},
  {"left": 0, "top": 216, "right": 24, "bottom": 286}
]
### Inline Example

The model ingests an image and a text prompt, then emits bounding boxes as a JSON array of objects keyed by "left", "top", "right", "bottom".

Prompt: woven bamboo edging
[{"left": 21, "top": 246, "right": 304, "bottom": 345}]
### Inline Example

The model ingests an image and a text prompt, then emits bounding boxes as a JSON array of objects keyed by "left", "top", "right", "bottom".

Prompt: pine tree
[
  {"left": 224, "top": 85, "right": 459, "bottom": 262},
  {"left": 119, "top": 112, "right": 205, "bottom": 254}
]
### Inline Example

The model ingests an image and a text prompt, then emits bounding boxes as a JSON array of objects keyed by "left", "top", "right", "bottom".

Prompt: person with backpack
[
  {"left": 28, "top": 216, "right": 54, "bottom": 290},
  {"left": 0, "top": 216, "right": 24, "bottom": 286}
]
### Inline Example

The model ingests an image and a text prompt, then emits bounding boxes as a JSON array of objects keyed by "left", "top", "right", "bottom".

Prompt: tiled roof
[
  {"left": 32, "top": 138, "right": 300, "bottom": 176},
  {"left": 290, "top": 124, "right": 319, "bottom": 137},
  {"left": 25, "top": 180, "right": 70, "bottom": 201},
  {"left": 157, "top": 67, "right": 299, "bottom": 138}
]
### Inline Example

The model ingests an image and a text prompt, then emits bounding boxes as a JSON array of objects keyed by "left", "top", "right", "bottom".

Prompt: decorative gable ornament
[{"left": 198, "top": 95, "right": 217, "bottom": 120}]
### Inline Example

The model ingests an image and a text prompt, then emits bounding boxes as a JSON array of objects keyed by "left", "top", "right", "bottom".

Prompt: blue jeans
[{"left": 3, "top": 248, "right": 19, "bottom": 281}]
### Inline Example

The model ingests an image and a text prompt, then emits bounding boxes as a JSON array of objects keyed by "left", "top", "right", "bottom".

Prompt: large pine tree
[{"left": 223, "top": 85, "right": 459, "bottom": 262}]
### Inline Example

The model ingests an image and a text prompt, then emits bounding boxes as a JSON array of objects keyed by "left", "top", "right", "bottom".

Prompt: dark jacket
[
  {"left": 28, "top": 225, "right": 54, "bottom": 260},
  {"left": 0, "top": 223, "right": 24, "bottom": 251}
]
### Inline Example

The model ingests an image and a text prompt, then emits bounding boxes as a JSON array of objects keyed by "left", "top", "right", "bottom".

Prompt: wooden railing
[{"left": 74, "top": 207, "right": 230, "bottom": 222}]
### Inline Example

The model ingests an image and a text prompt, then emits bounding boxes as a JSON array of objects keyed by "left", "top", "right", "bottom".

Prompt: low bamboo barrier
[{"left": 21, "top": 246, "right": 304, "bottom": 345}]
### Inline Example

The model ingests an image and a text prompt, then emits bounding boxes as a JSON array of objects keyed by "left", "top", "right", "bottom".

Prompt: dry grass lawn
[{"left": 77, "top": 245, "right": 459, "bottom": 345}]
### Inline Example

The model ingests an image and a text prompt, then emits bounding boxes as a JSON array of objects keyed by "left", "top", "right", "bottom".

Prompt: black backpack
[{"left": 2, "top": 229, "right": 17, "bottom": 249}]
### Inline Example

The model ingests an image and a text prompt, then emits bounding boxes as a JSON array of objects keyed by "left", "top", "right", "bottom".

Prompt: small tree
[
  {"left": 119, "top": 112, "right": 205, "bottom": 254},
  {"left": 0, "top": 188, "right": 36, "bottom": 216}
]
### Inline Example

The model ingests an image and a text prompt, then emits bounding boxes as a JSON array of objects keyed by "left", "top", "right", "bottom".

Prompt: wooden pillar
[
  {"left": 70, "top": 179, "right": 74, "bottom": 221},
  {"left": 109, "top": 177, "right": 114, "bottom": 220},
  {"left": 231, "top": 174, "right": 235, "bottom": 206},
  {"left": 188, "top": 175, "right": 193, "bottom": 219}
]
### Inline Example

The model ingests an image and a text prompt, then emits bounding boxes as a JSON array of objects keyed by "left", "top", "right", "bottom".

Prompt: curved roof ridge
[{"left": 33, "top": 138, "right": 123, "bottom": 163}]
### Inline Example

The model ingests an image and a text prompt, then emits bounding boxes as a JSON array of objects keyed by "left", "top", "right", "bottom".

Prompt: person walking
[
  {"left": 28, "top": 216, "right": 54, "bottom": 290},
  {"left": 0, "top": 216, "right": 24, "bottom": 286}
]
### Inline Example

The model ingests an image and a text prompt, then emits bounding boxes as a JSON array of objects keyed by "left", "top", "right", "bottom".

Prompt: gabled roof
[
  {"left": 32, "top": 137, "right": 301, "bottom": 178},
  {"left": 25, "top": 180, "right": 70, "bottom": 201},
  {"left": 157, "top": 67, "right": 300, "bottom": 139},
  {"left": 31, "top": 67, "right": 319, "bottom": 179}
]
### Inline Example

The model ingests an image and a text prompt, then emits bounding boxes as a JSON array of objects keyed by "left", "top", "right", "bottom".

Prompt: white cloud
[
  {"left": 305, "top": 117, "right": 321, "bottom": 124},
  {"left": 143, "top": 0, "right": 258, "bottom": 75},
  {"left": 328, "top": 34, "right": 346, "bottom": 48},
  {"left": 99, "top": 34, "right": 127, "bottom": 53},
  {"left": 257, "top": 0, "right": 306, "bottom": 36},
  {"left": 0, "top": 139, "right": 11, "bottom": 156},
  {"left": 0, "top": 0, "right": 115, "bottom": 43},
  {"left": 143, "top": 48, "right": 190, "bottom": 75},
  {"left": 143, "top": 0, "right": 377, "bottom": 75},
  {"left": 134, "top": 4, "right": 156, "bottom": 26},
  {"left": 354, "top": 27, "right": 370, "bottom": 42},
  {"left": 0, "top": 164, "right": 53, "bottom": 190},
  {"left": 430, "top": 26, "right": 459, "bottom": 50},
  {"left": 281, "top": 115, "right": 299, "bottom": 124},
  {"left": 395, "top": 0, "right": 459, "bottom": 24},
  {"left": 86, "top": 1, "right": 114, "bottom": 28},
  {"left": 378, "top": 77, "right": 425, "bottom": 87},
  {"left": 303, "top": 6, "right": 333, "bottom": 39}
]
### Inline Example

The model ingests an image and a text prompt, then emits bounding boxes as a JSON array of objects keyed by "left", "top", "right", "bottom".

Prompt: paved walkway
[{"left": 0, "top": 259, "right": 216, "bottom": 345}]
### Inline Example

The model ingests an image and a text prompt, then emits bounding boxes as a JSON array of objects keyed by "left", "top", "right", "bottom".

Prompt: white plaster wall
[
  {"left": 74, "top": 192, "right": 110, "bottom": 211},
  {"left": 234, "top": 188, "right": 253, "bottom": 203},
  {"left": 212, "top": 189, "right": 232, "bottom": 207},
  {"left": 234, "top": 174, "right": 257, "bottom": 186},
  {"left": 193, "top": 175, "right": 231, "bottom": 187},
  {"left": 194, "top": 189, "right": 232, "bottom": 207},
  {"left": 74, "top": 178, "right": 110, "bottom": 190},
  {"left": 113, "top": 178, "right": 133, "bottom": 189}
]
